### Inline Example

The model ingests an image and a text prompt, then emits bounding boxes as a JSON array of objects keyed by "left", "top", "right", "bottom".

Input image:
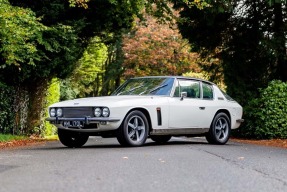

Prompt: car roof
[{"left": 130, "top": 76, "right": 215, "bottom": 85}]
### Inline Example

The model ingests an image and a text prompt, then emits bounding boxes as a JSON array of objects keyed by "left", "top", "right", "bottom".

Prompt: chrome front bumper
[
  {"left": 46, "top": 117, "right": 121, "bottom": 132},
  {"left": 46, "top": 117, "right": 120, "bottom": 124}
]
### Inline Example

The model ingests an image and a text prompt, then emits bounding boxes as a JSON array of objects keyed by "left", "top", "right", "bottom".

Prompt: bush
[
  {"left": 44, "top": 79, "right": 60, "bottom": 136},
  {"left": 0, "top": 82, "right": 15, "bottom": 134},
  {"left": 240, "top": 80, "right": 287, "bottom": 139}
]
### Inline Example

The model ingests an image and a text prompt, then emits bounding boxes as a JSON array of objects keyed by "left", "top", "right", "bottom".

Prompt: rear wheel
[
  {"left": 150, "top": 135, "right": 171, "bottom": 144},
  {"left": 206, "top": 112, "right": 231, "bottom": 145},
  {"left": 58, "top": 129, "right": 89, "bottom": 148},
  {"left": 117, "top": 110, "right": 149, "bottom": 147}
]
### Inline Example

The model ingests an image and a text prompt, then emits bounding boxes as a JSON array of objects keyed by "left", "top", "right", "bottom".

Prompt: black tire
[
  {"left": 206, "top": 112, "right": 231, "bottom": 145},
  {"left": 117, "top": 110, "right": 149, "bottom": 147},
  {"left": 150, "top": 135, "right": 171, "bottom": 144},
  {"left": 58, "top": 129, "right": 89, "bottom": 148}
]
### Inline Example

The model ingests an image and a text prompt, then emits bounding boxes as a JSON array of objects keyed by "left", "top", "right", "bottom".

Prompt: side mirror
[{"left": 180, "top": 92, "right": 187, "bottom": 100}]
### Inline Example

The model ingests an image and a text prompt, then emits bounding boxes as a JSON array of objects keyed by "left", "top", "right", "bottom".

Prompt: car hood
[{"left": 49, "top": 95, "right": 167, "bottom": 108}]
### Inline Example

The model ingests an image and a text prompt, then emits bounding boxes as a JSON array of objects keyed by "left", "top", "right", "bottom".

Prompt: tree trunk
[
  {"left": 115, "top": 76, "right": 121, "bottom": 89},
  {"left": 13, "top": 86, "right": 29, "bottom": 135},
  {"left": 26, "top": 79, "right": 49, "bottom": 135},
  {"left": 101, "top": 45, "right": 114, "bottom": 96}
]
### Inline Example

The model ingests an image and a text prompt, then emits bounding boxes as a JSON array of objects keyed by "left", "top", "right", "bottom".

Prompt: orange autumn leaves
[{"left": 122, "top": 15, "right": 199, "bottom": 78}]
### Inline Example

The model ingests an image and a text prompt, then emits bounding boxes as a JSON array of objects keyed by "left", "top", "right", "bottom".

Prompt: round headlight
[
  {"left": 56, "top": 108, "right": 62, "bottom": 117},
  {"left": 50, "top": 108, "right": 56, "bottom": 117},
  {"left": 102, "top": 107, "right": 110, "bottom": 117},
  {"left": 94, "top": 108, "right": 101, "bottom": 117}
]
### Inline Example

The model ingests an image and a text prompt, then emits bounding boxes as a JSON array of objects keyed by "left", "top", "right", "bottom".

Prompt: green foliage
[
  {"left": 172, "top": 0, "right": 287, "bottom": 106},
  {"left": 68, "top": 37, "right": 107, "bottom": 97},
  {"left": 60, "top": 37, "right": 108, "bottom": 99},
  {"left": 0, "top": 0, "right": 83, "bottom": 85},
  {"left": 101, "top": 35, "right": 126, "bottom": 95},
  {"left": 1, "top": 0, "right": 144, "bottom": 135},
  {"left": 0, "top": 0, "right": 47, "bottom": 68},
  {"left": 0, "top": 81, "right": 15, "bottom": 134},
  {"left": 240, "top": 80, "right": 287, "bottom": 139},
  {"left": 60, "top": 79, "right": 79, "bottom": 101},
  {"left": 44, "top": 79, "right": 60, "bottom": 136},
  {"left": 0, "top": 134, "right": 27, "bottom": 142}
]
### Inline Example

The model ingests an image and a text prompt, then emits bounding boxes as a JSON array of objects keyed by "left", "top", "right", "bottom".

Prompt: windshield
[{"left": 112, "top": 77, "right": 174, "bottom": 96}]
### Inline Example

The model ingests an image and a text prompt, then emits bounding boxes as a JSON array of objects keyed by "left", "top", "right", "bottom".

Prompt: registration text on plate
[{"left": 63, "top": 121, "right": 83, "bottom": 127}]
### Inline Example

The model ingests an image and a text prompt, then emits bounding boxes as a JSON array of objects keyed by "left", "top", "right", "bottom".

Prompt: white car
[{"left": 46, "top": 76, "right": 244, "bottom": 147}]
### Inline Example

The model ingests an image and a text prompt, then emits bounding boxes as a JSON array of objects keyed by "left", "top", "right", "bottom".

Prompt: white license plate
[{"left": 63, "top": 121, "right": 83, "bottom": 128}]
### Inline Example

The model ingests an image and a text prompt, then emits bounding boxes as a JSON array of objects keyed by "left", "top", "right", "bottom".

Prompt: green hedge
[
  {"left": 240, "top": 80, "right": 287, "bottom": 139},
  {"left": 0, "top": 79, "right": 60, "bottom": 136},
  {"left": 0, "top": 82, "right": 15, "bottom": 134}
]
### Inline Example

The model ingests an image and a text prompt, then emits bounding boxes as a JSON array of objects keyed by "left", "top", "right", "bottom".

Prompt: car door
[
  {"left": 199, "top": 82, "right": 218, "bottom": 128},
  {"left": 168, "top": 79, "right": 206, "bottom": 128}
]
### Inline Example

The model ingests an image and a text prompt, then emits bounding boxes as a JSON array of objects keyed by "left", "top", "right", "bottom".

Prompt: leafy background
[{"left": 0, "top": 0, "right": 287, "bottom": 139}]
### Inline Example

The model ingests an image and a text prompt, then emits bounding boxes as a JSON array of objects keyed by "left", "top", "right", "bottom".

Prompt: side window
[
  {"left": 173, "top": 80, "right": 200, "bottom": 98},
  {"left": 202, "top": 83, "right": 213, "bottom": 100}
]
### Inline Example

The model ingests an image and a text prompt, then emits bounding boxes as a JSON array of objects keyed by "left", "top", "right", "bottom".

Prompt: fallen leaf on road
[{"left": 158, "top": 158, "right": 165, "bottom": 163}]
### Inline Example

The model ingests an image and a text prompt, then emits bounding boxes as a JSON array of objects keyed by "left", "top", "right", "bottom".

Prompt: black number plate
[{"left": 63, "top": 121, "right": 83, "bottom": 128}]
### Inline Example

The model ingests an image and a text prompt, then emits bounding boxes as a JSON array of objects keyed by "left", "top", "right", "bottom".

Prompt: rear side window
[
  {"left": 220, "top": 90, "right": 235, "bottom": 101},
  {"left": 202, "top": 83, "right": 213, "bottom": 100}
]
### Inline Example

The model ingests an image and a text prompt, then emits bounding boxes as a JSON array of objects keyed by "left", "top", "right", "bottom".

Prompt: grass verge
[
  {"left": 0, "top": 134, "right": 58, "bottom": 149},
  {"left": 0, "top": 134, "right": 28, "bottom": 142}
]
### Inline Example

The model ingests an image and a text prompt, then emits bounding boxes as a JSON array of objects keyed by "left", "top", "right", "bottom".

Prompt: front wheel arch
[
  {"left": 123, "top": 108, "right": 152, "bottom": 134},
  {"left": 117, "top": 110, "right": 150, "bottom": 146}
]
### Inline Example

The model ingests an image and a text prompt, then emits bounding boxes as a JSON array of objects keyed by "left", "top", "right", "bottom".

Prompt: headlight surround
[
  {"left": 56, "top": 108, "right": 63, "bottom": 117},
  {"left": 50, "top": 108, "right": 56, "bottom": 117},
  {"left": 102, "top": 107, "right": 110, "bottom": 117},
  {"left": 94, "top": 107, "right": 102, "bottom": 117}
]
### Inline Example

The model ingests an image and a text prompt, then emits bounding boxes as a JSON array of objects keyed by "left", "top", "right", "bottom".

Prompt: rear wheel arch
[
  {"left": 212, "top": 109, "right": 231, "bottom": 126},
  {"left": 206, "top": 110, "right": 232, "bottom": 145}
]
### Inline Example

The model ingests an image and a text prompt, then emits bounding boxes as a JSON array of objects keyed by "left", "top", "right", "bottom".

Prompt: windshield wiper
[
  {"left": 148, "top": 84, "right": 168, "bottom": 94},
  {"left": 117, "top": 85, "right": 144, "bottom": 95}
]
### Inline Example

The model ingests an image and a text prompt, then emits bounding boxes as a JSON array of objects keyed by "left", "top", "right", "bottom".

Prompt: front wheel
[
  {"left": 206, "top": 113, "right": 231, "bottom": 145},
  {"left": 117, "top": 110, "right": 149, "bottom": 147},
  {"left": 58, "top": 129, "right": 89, "bottom": 148}
]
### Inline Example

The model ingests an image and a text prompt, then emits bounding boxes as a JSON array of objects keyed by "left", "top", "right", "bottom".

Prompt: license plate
[{"left": 63, "top": 121, "right": 83, "bottom": 128}]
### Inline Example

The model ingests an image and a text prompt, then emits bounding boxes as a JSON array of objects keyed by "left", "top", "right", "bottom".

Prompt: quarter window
[{"left": 202, "top": 83, "right": 213, "bottom": 100}]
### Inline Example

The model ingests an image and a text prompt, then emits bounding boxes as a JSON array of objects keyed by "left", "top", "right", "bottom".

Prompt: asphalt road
[{"left": 0, "top": 137, "right": 287, "bottom": 192}]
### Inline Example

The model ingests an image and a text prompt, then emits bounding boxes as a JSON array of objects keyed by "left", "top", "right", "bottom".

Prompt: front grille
[{"left": 63, "top": 107, "right": 93, "bottom": 118}]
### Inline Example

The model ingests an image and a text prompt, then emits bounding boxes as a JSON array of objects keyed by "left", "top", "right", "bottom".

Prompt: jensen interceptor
[{"left": 46, "top": 76, "right": 244, "bottom": 147}]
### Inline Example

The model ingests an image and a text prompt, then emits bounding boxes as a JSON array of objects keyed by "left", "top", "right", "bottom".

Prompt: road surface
[{"left": 0, "top": 137, "right": 287, "bottom": 192}]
